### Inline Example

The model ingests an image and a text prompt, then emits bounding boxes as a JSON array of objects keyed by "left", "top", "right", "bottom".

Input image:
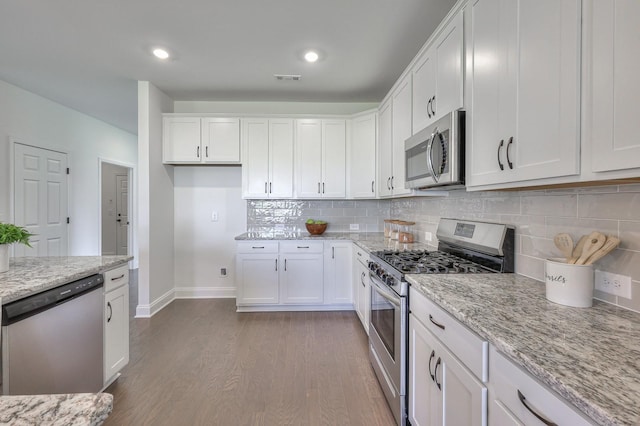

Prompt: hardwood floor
[{"left": 104, "top": 274, "right": 395, "bottom": 425}]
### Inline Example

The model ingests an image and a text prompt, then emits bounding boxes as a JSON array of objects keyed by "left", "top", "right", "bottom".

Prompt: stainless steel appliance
[
  {"left": 368, "top": 218, "right": 514, "bottom": 425},
  {"left": 404, "top": 110, "right": 465, "bottom": 190},
  {"left": 1, "top": 274, "right": 104, "bottom": 395}
]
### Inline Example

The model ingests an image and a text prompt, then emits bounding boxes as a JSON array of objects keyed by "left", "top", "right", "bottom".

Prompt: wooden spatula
[
  {"left": 553, "top": 233, "right": 574, "bottom": 262},
  {"left": 585, "top": 236, "right": 620, "bottom": 265},
  {"left": 575, "top": 232, "right": 607, "bottom": 265},
  {"left": 568, "top": 235, "right": 588, "bottom": 264}
]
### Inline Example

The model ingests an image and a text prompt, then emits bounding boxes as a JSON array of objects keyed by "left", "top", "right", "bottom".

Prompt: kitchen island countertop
[
  {"left": 0, "top": 256, "right": 131, "bottom": 304},
  {"left": 407, "top": 273, "right": 640, "bottom": 426},
  {"left": 0, "top": 392, "right": 113, "bottom": 426}
]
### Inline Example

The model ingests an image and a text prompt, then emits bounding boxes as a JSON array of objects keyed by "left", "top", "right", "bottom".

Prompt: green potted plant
[{"left": 0, "top": 222, "right": 33, "bottom": 272}]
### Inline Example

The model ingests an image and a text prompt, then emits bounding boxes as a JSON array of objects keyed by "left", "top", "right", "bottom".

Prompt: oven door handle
[{"left": 369, "top": 273, "right": 401, "bottom": 307}]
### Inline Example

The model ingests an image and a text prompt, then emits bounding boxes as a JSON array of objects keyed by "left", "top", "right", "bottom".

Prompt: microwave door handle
[{"left": 426, "top": 129, "right": 439, "bottom": 183}]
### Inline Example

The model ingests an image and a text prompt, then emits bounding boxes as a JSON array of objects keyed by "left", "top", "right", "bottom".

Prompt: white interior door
[
  {"left": 14, "top": 143, "right": 68, "bottom": 256},
  {"left": 116, "top": 174, "right": 128, "bottom": 256}
]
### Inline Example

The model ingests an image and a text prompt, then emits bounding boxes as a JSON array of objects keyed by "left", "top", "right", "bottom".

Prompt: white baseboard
[
  {"left": 134, "top": 288, "right": 175, "bottom": 318},
  {"left": 174, "top": 286, "right": 236, "bottom": 299},
  {"left": 236, "top": 303, "right": 355, "bottom": 313}
]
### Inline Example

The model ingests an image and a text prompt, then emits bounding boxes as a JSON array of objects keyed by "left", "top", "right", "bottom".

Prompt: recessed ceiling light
[
  {"left": 304, "top": 51, "right": 319, "bottom": 63},
  {"left": 152, "top": 48, "right": 170, "bottom": 60}
]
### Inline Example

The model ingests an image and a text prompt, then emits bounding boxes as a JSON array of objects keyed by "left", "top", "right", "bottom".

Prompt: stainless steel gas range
[{"left": 368, "top": 218, "right": 515, "bottom": 426}]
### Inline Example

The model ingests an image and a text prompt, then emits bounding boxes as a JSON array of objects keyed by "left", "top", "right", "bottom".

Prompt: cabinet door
[
  {"left": 589, "top": 0, "right": 640, "bottom": 172},
  {"left": 324, "top": 242, "right": 352, "bottom": 304},
  {"left": 202, "top": 118, "right": 240, "bottom": 163},
  {"left": 377, "top": 100, "right": 393, "bottom": 197},
  {"left": 242, "top": 118, "right": 270, "bottom": 198},
  {"left": 490, "top": 400, "right": 524, "bottom": 426},
  {"left": 280, "top": 254, "right": 324, "bottom": 304},
  {"left": 322, "top": 120, "right": 347, "bottom": 198},
  {"left": 354, "top": 259, "right": 370, "bottom": 332},
  {"left": 236, "top": 254, "right": 279, "bottom": 304},
  {"left": 296, "top": 119, "right": 323, "bottom": 198},
  {"left": 391, "top": 76, "right": 413, "bottom": 196},
  {"left": 162, "top": 117, "right": 201, "bottom": 163},
  {"left": 104, "top": 284, "right": 129, "bottom": 383},
  {"left": 413, "top": 48, "right": 437, "bottom": 133},
  {"left": 350, "top": 113, "right": 377, "bottom": 198},
  {"left": 435, "top": 11, "right": 464, "bottom": 122},
  {"left": 408, "top": 314, "right": 443, "bottom": 426},
  {"left": 269, "top": 119, "right": 294, "bottom": 198},
  {"left": 467, "top": 0, "right": 518, "bottom": 186},
  {"left": 441, "top": 346, "right": 487, "bottom": 426}
]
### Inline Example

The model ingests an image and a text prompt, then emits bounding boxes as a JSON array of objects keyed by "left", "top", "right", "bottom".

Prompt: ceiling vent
[{"left": 274, "top": 74, "right": 302, "bottom": 81}]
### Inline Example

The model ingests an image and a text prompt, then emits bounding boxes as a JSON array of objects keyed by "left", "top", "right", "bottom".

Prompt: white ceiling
[{"left": 0, "top": 0, "right": 457, "bottom": 135}]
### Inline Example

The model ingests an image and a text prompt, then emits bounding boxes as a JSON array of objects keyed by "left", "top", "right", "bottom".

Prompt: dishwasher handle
[{"left": 2, "top": 274, "right": 104, "bottom": 326}]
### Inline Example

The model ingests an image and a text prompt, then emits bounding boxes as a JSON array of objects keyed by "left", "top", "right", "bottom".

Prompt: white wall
[
  {"left": 0, "top": 79, "right": 137, "bottom": 255},
  {"left": 101, "top": 162, "right": 129, "bottom": 255},
  {"left": 173, "top": 167, "right": 246, "bottom": 298},
  {"left": 174, "top": 101, "right": 378, "bottom": 115},
  {"left": 137, "top": 81, "right": 175, "bottom": 317}
]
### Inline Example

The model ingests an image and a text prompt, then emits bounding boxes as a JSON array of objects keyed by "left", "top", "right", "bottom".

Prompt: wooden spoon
[
  {"left": 568, "top": 235, "right": 588, "bottom": 264},
  {"left": 585, "top": 236, "right": 620, "bottom": 265},
  {"left": 553, "top": 233, "right": 574, "bottom": 262},
  {"left": 575, "top": 232, "right": 607, "bottom": 265}
]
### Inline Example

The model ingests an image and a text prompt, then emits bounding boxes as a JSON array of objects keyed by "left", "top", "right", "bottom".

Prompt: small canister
[
  {"left": 384, "top": 219, "right": 394, "bottom": 238},
  {"left": 390, "top": 220, "right": 401, "bottom": 240},
  {"left": 398, "top": 221, "right": 415, "bottom": 243}
]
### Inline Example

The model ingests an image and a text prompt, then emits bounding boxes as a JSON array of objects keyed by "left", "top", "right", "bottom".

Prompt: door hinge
[
  {"left": 66, "top": 217, "right": 70, "bottom": 224},
  {"left": 66, "top": 167, "right": 70, "bottom": 175}
]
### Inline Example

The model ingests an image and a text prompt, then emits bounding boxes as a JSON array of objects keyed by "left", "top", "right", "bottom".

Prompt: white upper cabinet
[
  {"left": 391, "top": 75, "right": 413, "bottom": 196},
  {"left": 466, "top": 0, "right": 581, "bottom": 188},
  {"left": 349, "top": 112, "right": 377, "bottom": 198},
  {"left": 377, "top": 100, "right": 393, "bottom": 198},
  {"left": 412, "top": 10, "right": 464, "bottom": 133},
  {"left": 242, "top": 118, "right": 294, "bottom": 199},
  {"left": 587, "top": 0, "right": 640, "bottom": 173},
  {"left": 296, "top": 119, "right": 346, "bottom": 199},
  {"left": 163, "top": 116, "right": 241, "bottom": 165}
]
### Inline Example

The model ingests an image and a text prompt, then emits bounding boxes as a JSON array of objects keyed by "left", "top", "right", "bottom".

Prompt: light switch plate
[
  {"left": 211, "top": 211, "right": 219, "bottom": 222},
  {"left": 350, "top": 224, "right": 360, "bottom": 231},
  {"left": 595, "top": 270, "right": 632, "bottom": 299}
]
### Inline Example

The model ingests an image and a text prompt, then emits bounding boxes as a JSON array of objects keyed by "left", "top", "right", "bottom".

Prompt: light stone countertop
[
  {"left": 0, "top": 393, "right": 113, "bottom": 426},
  {"left": 0, "top": 256, "right": 131, "bottom": 304},
  {"left": 407, "top": 273, "right": 640, "bottom": 426}
]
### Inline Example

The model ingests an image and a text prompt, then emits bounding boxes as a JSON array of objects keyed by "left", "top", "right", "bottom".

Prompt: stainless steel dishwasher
[{"left": 1, "top": 274, "right": 104, "bottom": 395}]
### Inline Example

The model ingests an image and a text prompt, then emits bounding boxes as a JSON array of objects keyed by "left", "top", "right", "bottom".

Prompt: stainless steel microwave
[{"left": 404, "top": 110, "right": 465, "bottom": 190}]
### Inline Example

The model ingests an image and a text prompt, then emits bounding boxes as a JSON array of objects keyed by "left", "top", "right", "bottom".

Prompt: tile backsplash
[{"left": 246, "top": 184, "right": 640, "bottom": 312}]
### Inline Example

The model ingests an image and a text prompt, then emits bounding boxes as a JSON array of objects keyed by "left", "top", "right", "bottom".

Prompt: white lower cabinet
[
  {"left": 488, "top": 346, "right": 595, "bottom": 425},
  {"left": 103, "top": 265, "right": 130, "bottom": 385},
  {"left": 280, "top": 252, "right": 324, "bottom": 304},
  {"left": 409, "top": 287, "right": 487, "bottom": 426},
  {"left": 352, "top": 245, "right": 370, "bottom": 334},
  {"left": 324, "top": 242, "right": 352, "bottom": 305}
]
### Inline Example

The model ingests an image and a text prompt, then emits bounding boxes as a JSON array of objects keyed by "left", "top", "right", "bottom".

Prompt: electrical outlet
[
  {"left": 595, "top": 270, "right": 632, "bottom": 298},
  {"left": 211, "top": 211, "right": 219, "bottom": 222},
  {"left": 220, "top": 268, "right": 227, "bottom": 277},
  {"left": 425, "top": 232, "right": 433, "bottom": 242},
  {"left": 350, "top": 224, "right": 360, "bottom": 231}
]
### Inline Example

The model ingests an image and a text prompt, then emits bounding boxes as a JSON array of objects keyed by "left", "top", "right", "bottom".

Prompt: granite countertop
[
  {"left": 407, "top": 273, "right": 640, "bottom": 426},
  {"left": 0, "top": 393, "right": 113, "bottom": 426},
  {"left": 0, "top": 256, "right": 132, "bottom": 304},
  {"left": 235, "top": 231, "right": 433, "bottom": 253}
]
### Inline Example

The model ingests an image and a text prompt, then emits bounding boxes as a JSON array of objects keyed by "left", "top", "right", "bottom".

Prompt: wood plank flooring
[{"left": 104, "top": 274, "right": 395, "bottom": 426}]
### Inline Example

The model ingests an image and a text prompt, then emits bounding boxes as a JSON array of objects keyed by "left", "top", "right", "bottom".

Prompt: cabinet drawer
[
  {"left": 409, "top": 287, "right": 487, "bottom": 381},
  {"left": 280, "top": 241, "right": 324, "bottom": 254},
  {"left": 237, "top": 241, "right": 279, "bottom": 254},
  {"left": 353, "top": 244, "right": 371, "bottom": 267},
  {"left": 104, "top": 264, "right": 129, "bottom": 292},
  {"left": 490, "top": 346, "right": 594, "bottom": 425}
]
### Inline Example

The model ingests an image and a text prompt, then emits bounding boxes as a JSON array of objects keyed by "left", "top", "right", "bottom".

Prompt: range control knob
[{"left": 386, "top": 275, "right": 396, "bottom": 286}]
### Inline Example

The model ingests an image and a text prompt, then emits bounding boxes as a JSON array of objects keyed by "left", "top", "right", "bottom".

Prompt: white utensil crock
[{"left": 545, "top": 258, "right": 594, "bottom": 308}]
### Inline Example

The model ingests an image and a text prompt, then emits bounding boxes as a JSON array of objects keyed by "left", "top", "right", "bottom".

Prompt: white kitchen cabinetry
[
  {"left": 236, "top": 242, "right": 280, "bottom": 305},
  {"left": 412, "top": 10, "right": 464, "bottom": 133},
  {"left": 103, "top": 265, "right": 129, "bottom": 385},
  {"left": 163, "top": 117, "right": 240, "bottom": 164},
  {"left": 408, "top": 287, "right": 487, "bottom": 426},
  {"left": 587, "top": 0, "right": 640, "bottom": 173},
  {"left": 296, "top": 119, "right": 346, "bottom": 198},
  {"left": 242, "top": 118, "right": 294, "bottom": 198},
  {"left": 349, "top": 112, "right": 377, "bottom": 198},
  {"left": 466, "top": 0, "right": 581, "bottom": 188},
  {"left": 280, "top": 242, "right": 324, "bottom": 304},
  {"left": 489, "top": 346, "right": 595, "bottom": 425},
  {"left": 324, "top": 242, "right": 352, "bottom": 305},
  {"left": 377, "top": 100, "right": 393, "bottom": 197},
  {"left": 352, "top": 245, "right": 370, "bottom": 334}
]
